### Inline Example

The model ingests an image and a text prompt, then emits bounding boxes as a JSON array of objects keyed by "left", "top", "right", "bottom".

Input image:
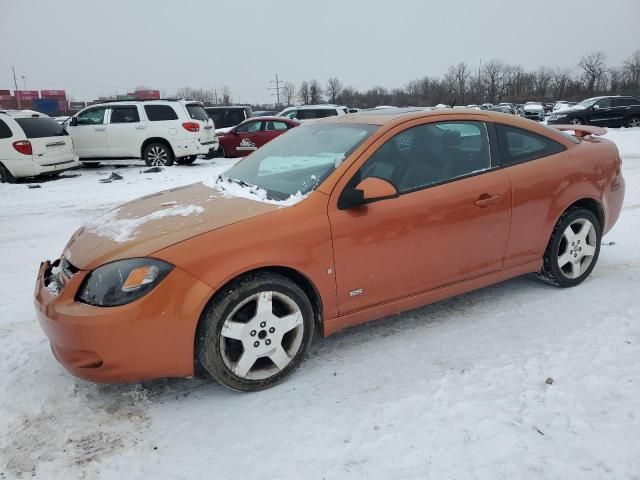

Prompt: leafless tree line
[
  {"left": 174, "top": 86, "right": 232, "bottom": 105},
  {"left": 282, "top": 50, "right": 640, "bottom": 109}
]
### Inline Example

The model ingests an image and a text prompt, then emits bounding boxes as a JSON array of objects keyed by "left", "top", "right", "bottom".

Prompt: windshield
[
  {"left": 222, "top": 122, "right": 378, "bottom": 200},
  {"left": 576, "top": 97, "right": 601, "bottom": 109}
]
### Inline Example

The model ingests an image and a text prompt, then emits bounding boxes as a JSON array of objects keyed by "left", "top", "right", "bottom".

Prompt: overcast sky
[{"left": 1, "top": 0, "right": 639, "bottom": 104}]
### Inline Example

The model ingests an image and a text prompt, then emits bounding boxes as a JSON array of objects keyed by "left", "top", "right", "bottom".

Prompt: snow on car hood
[{"left": 65, "top": 182, "right": 280, "bottom": 270}]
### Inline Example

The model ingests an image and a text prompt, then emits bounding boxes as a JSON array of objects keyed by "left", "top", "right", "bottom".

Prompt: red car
[{"left": 216, "top": 116, "right": 299, "bottom": 158}]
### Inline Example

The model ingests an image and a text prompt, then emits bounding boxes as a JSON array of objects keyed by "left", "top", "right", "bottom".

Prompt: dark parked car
[
  {"left": 547, "top": 96, "right": 640, "bottom": 128},
  {"left": 252, "top": 110, "right": 279, "bottom": 117},
  {"left": 205, "top": 106, "right": 253, "bottom": 129}
]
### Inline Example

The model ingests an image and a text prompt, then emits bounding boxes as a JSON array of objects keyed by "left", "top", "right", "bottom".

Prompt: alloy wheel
[
  {"left": 148, "top": 146, "right": 169, "bottom": 166},
  {"left": 557, "top": 218, "right": 597, "bottom": 279},
  {"left": 570, "top": 118, "right": 583, "bottom": 126},
  {"left": 219, "top": 291, "right": 304, "bottom": 380},
  {"left": 629, "top": 117, "right": 640, "bottom": 128}
]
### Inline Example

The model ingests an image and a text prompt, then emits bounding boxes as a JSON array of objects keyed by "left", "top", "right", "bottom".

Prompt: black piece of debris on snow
[
  {"left": 99, "top": 172, "right": 124, "bottom": 183},
  {"left": 27, "top": 184, "right": 42, "bottom": 189},
  {"left": 142, "top": 166, "right": 163, "bottom": 174},
  {"left": 545, "top": 377, "right": 554, "bottom": 385}
]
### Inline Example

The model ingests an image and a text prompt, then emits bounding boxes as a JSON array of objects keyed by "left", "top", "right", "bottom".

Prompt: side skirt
[{"left": 323, "top": 259, "right": 542, "bottom": 336}]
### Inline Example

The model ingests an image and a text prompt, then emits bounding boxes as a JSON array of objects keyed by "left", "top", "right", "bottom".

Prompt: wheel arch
[
  {"left": 564, "top": 197, "right": 605, "bottom": 229},
  {"left": 141, "top": 137, "right": 174, "bottom": 158}
]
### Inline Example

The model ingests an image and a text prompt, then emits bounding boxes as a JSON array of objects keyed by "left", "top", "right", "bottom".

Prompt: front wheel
[
  {"left": 538, "top": 207, "right": 601, "bottom": 287},
  {"left": 569, "top": 118, "right": 584, "bottom": 126},
  {"left": 143, "top": 142, "right": 174, "bottom": 167},
  {"left": 197, "top": 272, "right": 314, "bottom": 391}
]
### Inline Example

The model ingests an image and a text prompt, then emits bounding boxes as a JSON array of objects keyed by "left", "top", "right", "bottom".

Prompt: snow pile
[
  {"left": 204, "top": 177, "right": 308, "bottom": 207},
  {"left": 84, "top": 203, "right": 204, "bottom": 243}
]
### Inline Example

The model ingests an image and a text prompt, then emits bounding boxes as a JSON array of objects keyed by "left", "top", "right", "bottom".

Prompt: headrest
[{"left": 442, "top": 130, "right": 461, "bottom": 147}]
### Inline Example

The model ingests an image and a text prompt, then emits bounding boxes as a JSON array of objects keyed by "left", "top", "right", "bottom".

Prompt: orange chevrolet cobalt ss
[{"left": 35, "top": 109, "right": 625, "bottom": 391}]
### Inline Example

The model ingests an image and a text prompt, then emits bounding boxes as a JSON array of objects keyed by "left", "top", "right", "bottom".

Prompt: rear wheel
[
  {"left": 175, "top": 156, "right": 197, "bottom": 165},
  {"left": 143, "top": 142, "right": 174, "bottom": 167},
  {"left": 0, "top": 162, "right": 16, "bottom": 183},
  {"left": 627, "top": 116, "right": 640, "bottom": 128},
  {"left": 538, "top": 207, "right": 601, "bottom": 287},
  {"left": 197, "top": 272, "right": 314, "bottom": 391},
  {"left": 569, "top": 118, "right": 584, "bottom": 126}
]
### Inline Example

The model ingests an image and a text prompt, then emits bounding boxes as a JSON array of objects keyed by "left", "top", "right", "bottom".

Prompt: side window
[
  {"left": 319, "top": 109, "right": 338, "bottom": 118},
  {"left": 497, "top": 124, "right": 565, "bottom": 165},
  {"left": 235, "top": 121, "right": 263, "bottom": 133},
  {"left": 0, "top": 119, "right": 12, "bottom": 139},
  {"left": 281, "top": 110, "right": 298, "bottom": 119},
  {"left": 613, "top": 98, "right": 638, "bottom": 107},
  {"left": 265, "top": 121, "right": 289, "bottom": 131},
  {"left": 144, "top": 105, "right": 178, "bottom": 121},
  {"left": 226, "top": 110, "right": 245, "bottom": 126},
  {"left": 595, "top": 98, "right": 612, "bottom": 109},
  {"left": 207, "top": 110, "right": 223, "bottom": 126},
  {"left": 356, "top": 121, "right": 491, "bottom": 194},
  {"left": 110, "top": 106, "right": 140, "bottom": 124},
  {"left": 76, "top": 107, "right": 106, "bottom": 125}
]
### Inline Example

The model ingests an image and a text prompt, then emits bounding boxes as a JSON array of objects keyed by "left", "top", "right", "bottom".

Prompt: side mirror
[
  {"left": 69, "top": 117, "right": 78, "bottom": 126},
  {"left": 338, "top": 177, "right": 398, "bottom": 210},
  {"left": 593, "top": 104, "right": 600, "bottom": 110}
]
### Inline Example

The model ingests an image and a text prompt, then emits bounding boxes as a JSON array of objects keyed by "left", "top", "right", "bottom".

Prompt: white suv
[
  {"left": 64, "top": 100, "right": 218, "bottom": 166},
  {"left": 278, "top": 104, "right": 349, "bottom": 122},
  {"left": 0, "top": 110, "right": 79, "bottom": 183}
]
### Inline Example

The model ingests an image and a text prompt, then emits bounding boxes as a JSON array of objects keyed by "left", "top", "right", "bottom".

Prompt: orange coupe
[{"left": 35, "top": 109, "right": 625, "bottom": 391}]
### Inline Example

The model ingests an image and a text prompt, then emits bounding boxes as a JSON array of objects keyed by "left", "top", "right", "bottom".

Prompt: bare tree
[
  {"left": 326, "top": 77, "right": 343, "bottom": 104},
  {"left": 482, "top": 60, "right": 506, "bottom": 103},
  {"left": 446, "top": 62, "right": 470, "bottom": 104},
  {"left": 298, "top": 81, "right": 310, "bottom": 104},
  {"left": 309, "top": 79, "right": 323, "bottom": 104},
  {"left": 175, "top": 87, "right": 216, "bottom": 104},
  {"left": 282, "top": 81, "right": 296, "bottom": 105},
  {"left": 579, "top": 52, "right": 607, "bottom": 95},
  {"left": 534, "top": 66, "right": 554, "bottom": 99},
  {"left": 221, "top": 86, "right": 232, "bottom": 105},
  {"left": 623, "top": 50, "right": 640, "bottom": 93}
]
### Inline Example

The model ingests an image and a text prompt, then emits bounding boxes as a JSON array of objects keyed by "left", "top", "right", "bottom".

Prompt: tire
[
  {"left": 0, "top": 162, "right": 16, "bottom": 184},
  {"left": 215, "top": 145, "right": 226, "bottom": 158},
  {"left": 627, "top": 116, "right": 640, "bottom": 128},
  {"left": 81, "top": 161, "right": 102, "bottom": 168},
  {"left": 197, "top": 272, "right": 315, "bottom": 392},
  {"left": 175, "top": 156, "right": 197, "bottom": 165},
  {"left": 143, "top": 142, "right": 174, "bottom": 167},
  {"left": 569, "top": 118, "right": 584, "bottom": 126},
  {"left": 537, "top": 207, "right": 601, "bottom": 287}
]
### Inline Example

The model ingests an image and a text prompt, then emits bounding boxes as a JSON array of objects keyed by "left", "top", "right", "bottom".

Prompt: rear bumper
[
  {"left": 5, "top": 155, "right": 80, "bottom": 178},
  {"left": 172, "top": 138, "right": 219, "bottom": 157},
  {"left": 34, "top": 260, "right": 214, "bottom": 383}
]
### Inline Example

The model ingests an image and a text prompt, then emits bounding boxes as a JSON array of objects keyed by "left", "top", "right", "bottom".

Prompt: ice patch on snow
[
  {"left": 84, "top": 203, "right": 205, "bottom": 243},
  {"left": 203, "top": 177, "right": 308, "bottom": 207}
]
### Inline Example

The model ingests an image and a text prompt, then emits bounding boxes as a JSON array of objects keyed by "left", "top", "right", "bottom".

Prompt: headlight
[{"left": 77, "top": 258, "right": 173, "bottom": 307}]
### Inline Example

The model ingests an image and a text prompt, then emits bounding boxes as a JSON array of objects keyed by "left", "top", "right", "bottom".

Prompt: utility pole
[
  {"left": 21, "top": 75, "right": 27, "bottom": 90},
  {"left": 269, "top": 74, "right": 282, "bottom": 106},
  {"left": 12, "top": 66, "right": 21, "bottom": 109}
]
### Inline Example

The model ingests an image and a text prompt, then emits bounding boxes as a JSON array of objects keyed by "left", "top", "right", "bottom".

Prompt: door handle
[
  {"left": 94, "top": 126, "right": 106, "bottom": 131},
  {"left": 474, "top": 194, "right": 502, "bottom": 207},
  {"left": 135, "top": 125, "right": 147, "bottom": 130}
]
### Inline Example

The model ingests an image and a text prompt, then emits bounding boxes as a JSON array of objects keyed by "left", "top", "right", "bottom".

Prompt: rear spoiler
[{"left": 549, "top": 124, "right": 607, "bottom": 138}]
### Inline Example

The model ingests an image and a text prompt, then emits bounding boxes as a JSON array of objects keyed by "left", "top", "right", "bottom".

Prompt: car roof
[
  {"left": 283, "top": 104, "right": 344, "bottom": 110},
  {"left": 205, "top": 105, "right": 251, "bottom": 110},
  {"left": 0, "top": 109, "right": 50, "bottom": 119},
  {"left": 243, "top": 116, "right": 298, "bottom": 123}
]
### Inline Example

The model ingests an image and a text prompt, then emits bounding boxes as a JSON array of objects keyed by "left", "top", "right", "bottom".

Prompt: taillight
[
  {"left": 182, "top": 122, "right": 200, "bottom": 132},
  {"left": 13, "top": 140, "right": 33, "bottom": 155}
]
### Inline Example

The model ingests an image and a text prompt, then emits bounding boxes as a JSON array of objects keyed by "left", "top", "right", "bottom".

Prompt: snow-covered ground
[{"left": 1, "top": 130, "right": 639, "bottom": 479}]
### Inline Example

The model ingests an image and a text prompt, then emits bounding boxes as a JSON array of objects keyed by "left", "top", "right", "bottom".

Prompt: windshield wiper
[{"left": 217, "top": 175, "right": 252, "bottom": 188}]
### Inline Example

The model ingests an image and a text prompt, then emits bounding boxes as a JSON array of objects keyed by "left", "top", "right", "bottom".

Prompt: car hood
[{"left": 64, "top": 182, "right": 280, "bottom": 270}]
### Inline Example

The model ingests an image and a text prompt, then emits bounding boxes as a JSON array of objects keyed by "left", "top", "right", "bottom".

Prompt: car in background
[
  {"left": 278, "top": 104, "right": 348, "bottom": 121},
  {"left": 64, "top": 100, "right": 217, "bottom": 166},
  {"left": 480, "top": 103, "right": 494, "bottom": 110},
  {"left": 497, "top": 103, "right": 517, "bottom": 114},
  {"left": 0, "top": 110, "right": 79, "bottom": 183},
  {"left": 548, "top": 96, "right": 640, "bottom": 128},
  {"left": 205, "top": 106, "right": 253, "bottom": 132},
  {"left": 521, "top": 103, "right": 546, "bottom": 121},
  {"left": 491, "top": 105, "right": 514, "bottom": 114},
  {"left": 35, "top": 108, "right": 624, "bottom": 391},
  {"left": 252, "top": 110, "right": 279, "bottom": 117},
  {"left": 215, "top": 116, "right": 299, "bottom": 158},
  {"left": 466, "top": 104, "right": 481, "bottom": 110}
]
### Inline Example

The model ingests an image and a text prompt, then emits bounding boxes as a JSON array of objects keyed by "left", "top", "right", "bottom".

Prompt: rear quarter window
[
  {"left": 497, "top": 124, "right": 566, "bottom": 166},
  {"left": 186, "top": 104, "right": 208, "bottom": 121},
  {"left": 15, "top": 117, "right": 65, "bottom": 138},
  {"left": 0, "top": 119, "right": 12, "bottom": 139},
  {"left": 144, "top": 105, "right": 178, "bottom": 121}
]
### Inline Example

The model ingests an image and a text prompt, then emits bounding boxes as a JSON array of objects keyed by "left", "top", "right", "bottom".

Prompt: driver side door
[
  {"left": 328, "top": 119, "right": 512, "bottom": 314},
  {"left": 66, "top": 106, "right": 109, "bottom": 158},
  {"left": 231, "top": 120, "right": 264, "bottom": 156}
]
